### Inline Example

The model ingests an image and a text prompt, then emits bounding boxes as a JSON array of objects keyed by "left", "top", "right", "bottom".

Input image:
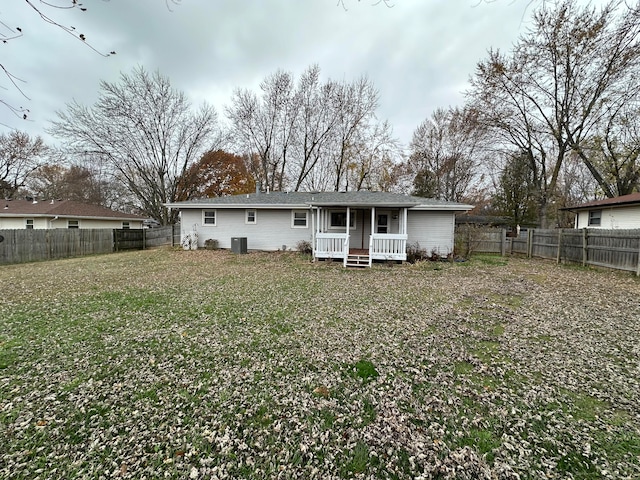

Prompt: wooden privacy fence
[
  {"left": 0, "top": 229, "right": 114, "bottom": 265},
  {"left": 0, "top": 225, "right": 180, "bottom": 265},
  {"left": 144, "top": 224, "right": 180, "bottom": 248},
  {"left": 462, "top": 227, "right": 640, "bottom": 275}
]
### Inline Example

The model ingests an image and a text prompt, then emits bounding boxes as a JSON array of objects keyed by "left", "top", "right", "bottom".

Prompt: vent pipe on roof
[{"left": 3, "top": 204, "right": 7, "bottom": 210}]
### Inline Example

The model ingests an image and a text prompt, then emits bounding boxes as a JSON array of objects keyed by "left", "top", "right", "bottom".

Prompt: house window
[
  {"left": 68, "top": 220, "right": 79, "bottom": 229},
  {"left": 292, "top": 210, "right": 308, "bottom": 228},
  {"left": 203, "top": 210, "right": 216, "bottom": 226},
  {"left": 377, "top": 214, "right": 388, "bottom": 234},
  {"left": 122, "top": 221, "right": 130, "bottom": 230},
  {"left": 246, "top": 209, "right": 257, "bottom": 224},
  {"left": 588, "top": 210, "right": 601, "bottom": 226},
  {"left": 25, "top": 219, "right": 34, "bottom": 229},
  {"left": 330, "top": 211, "right": 355, "bottom": 229}
]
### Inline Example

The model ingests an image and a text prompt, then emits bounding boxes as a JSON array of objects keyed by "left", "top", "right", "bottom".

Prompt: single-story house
[
  {"left": 0, "top": 199, "right": 145, "bottom": 229},
  {"left": 165, "top": 191, "right": 473, "bottom": 267},
  {"left": 564, "top": 192, "right": 640, "bottom": 229}
]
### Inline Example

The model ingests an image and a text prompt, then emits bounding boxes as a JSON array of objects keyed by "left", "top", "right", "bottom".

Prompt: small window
[
  {"left": 122, "top": 221, "right": 130, "bottom": 230},
  {"left": 68, "top": 220, "right": 79, "bottom": 229},
  {"left": 246, "top": 209, "right": 256, "bottom": 224},
  {"left": 330, "top": 211, "right": 355, "bottom": 229},
  {"left": 292, "top": 210, "right": 308, "bottom": 228},
  {"left": 203, "top": 210, "right": 216, "bottom": 226},
  {"left": 25, "top": 219, "right": 34, "bottom": 229},
  {"left": 588, "top": 210, "right": 601, "bottom": 226}
]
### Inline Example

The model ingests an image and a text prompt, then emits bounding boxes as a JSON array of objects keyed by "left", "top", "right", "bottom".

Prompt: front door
[{"left": 377, "top": 213, "right": 388, "bottom": 234}]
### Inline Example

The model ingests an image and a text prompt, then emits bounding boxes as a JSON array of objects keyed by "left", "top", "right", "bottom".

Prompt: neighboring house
[
  {"left": 564, "top": 193, "right": 640, "bottom": 229},
  {"left": 165, "top": 191, "right": 473, "bottom": 266},
  {"left": 0, "top": 199, "right": 145, "bottom": 229}
]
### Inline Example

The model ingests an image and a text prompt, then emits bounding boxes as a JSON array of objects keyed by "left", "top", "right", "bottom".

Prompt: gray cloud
[{"left": 0, "top": 0, "right": 602, "bottom": 148}]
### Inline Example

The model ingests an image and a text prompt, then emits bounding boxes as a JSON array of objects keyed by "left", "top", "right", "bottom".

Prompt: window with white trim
[
  {"left": 246, "top": 209, "right": 257, "bottom": 224},
  {"left": 25, "top": 219, "right": 34, "bottom": 229},
  {"left": 122, "top": 221, "right": 130, "bottom": 229},
  {"left": 330, "top": 210, "right": 355, "bottom": 229},
  {"left": 203, "top": 210, "right": 216, "bottom": 226},
  {"left": 588, "top": 210, "right": 601, "bottom": 226},
  {"left": 291, "top": 210, "right": 308, "bottom": 228},
  {"left": 68, "top": 220, "right": 79, "bottom": 229}
]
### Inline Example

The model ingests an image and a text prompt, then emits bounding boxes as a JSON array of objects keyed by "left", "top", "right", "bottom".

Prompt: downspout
[{"left": 49, "top": 216, "right": 59, "bottom": 228}]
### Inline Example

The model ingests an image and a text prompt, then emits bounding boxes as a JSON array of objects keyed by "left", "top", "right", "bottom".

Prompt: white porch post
[
  {"left": 371, "top": 207, "right": 376, "bottom": 235},
  {"left": 344, "top": 207, "right": 350, "bottom": 267},
  {"left": 402, "top": 207, "right": 408, "bottom": 235},
  {"left": 311, "top": 207, "right": 316, "bottom": 259}
]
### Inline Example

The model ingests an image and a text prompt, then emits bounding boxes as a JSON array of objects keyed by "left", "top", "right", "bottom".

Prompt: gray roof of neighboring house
[
  {"left": 165, "top": 191, "right": 473, "bottom": 211},
  {"left": 0, "top": 199, "right": 145, "bottom": 220},
  {"left": 563, "top": 192, "right": 640, "bottom": 211}
]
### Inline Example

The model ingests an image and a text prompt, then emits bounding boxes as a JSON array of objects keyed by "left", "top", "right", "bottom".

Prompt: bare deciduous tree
[
  {"left": 0, "top": 131, "right": 47, "bottom": 198},
  {"left": 468, "top": 0, "right": 640, "bottom": 226},
  {"left": 408, "top": 107, "right": 485, "bottom": 202},
  {"left": 227, "top": 64, "right": 398, "bottom": 193},
  {"left": 49, "top": 67, "right": 223, "bottom": 225}
]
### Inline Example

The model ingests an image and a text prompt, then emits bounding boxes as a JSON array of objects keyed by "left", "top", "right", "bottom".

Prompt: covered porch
[{"left": 312, "top": 206, "right": 408, "bottom": 267}]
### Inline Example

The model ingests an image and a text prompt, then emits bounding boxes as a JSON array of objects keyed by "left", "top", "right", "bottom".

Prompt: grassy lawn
[{"left": 1, "top": 249, "right": 639, "bottom": 479}]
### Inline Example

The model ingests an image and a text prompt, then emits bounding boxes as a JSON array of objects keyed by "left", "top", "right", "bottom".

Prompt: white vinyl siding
[
  {"left": 180, "top": 208, "right": 312, "bottom": 250},
  {"left": 576, "top": 206, "right": 640, "bottom": 229},
  {"left": 406, "top": 210, "right": 456, "bottom": 256}
]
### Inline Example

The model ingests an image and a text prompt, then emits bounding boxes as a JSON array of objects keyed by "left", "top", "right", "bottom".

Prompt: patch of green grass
[
  {"left": 354, "top": 359, "right": 379, "bottom": 382},
  {"left": 471, "top": 254, "right": 508, "bottom": 266},
  {"left": 317, "top": 407, "right": 336, "bottom": 430},
  {"left": 0, "top": 338, "right": 21, "bottom": 369},
  {"left": 454, "top": 361, "right": 474, "bottom": 375},
  {"left": 471, "top": 341, "right": 502, "bottom": 364},
  {"left": 457, "top": 427, "right": 501, "bottom": 463},
  {"left": 566, "top": 391, "right": 608, "bottom": 422},
  {"left": 361, "top": 397, "right": 377, "bottom": 426},
  {"left": 490, "top": 324, "right": 505, "bottom": 336},
  {"left": 342, "top": 441, "right": 370, "bottom": 476}
]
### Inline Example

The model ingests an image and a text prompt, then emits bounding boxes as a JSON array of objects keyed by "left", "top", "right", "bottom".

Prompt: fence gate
[{"left": 113, "top": 229, "right": 145, "bottom": 251}]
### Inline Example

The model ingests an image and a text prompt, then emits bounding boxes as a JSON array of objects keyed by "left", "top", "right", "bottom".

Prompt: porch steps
[{"left": 345, "top": 254, "right": 370, "bottom": 268}]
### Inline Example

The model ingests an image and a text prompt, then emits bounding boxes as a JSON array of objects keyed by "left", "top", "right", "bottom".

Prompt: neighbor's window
[
  {"left": 588, "top": 210, "right": 601, "bottom": 226},
  {"left": 203, "top": 210, "right": 216, "bottom": 226},
  {"left": 68, "top": 220, "right": 79, "bottom": 229},
  {"left": 330, "top": 211, "right": 355, "bottom": 229},
  {"left": 292, "top": 210, "right": 308, "bottom": 228},
  {"left": 246, "top": 209, "right": 257, "bottom": 224},
  {"left": 122, "top": 221, "right": 130, "bottom": 230},
  {"left": 25, "top": 219, "right": 34, "bottom": 229}
]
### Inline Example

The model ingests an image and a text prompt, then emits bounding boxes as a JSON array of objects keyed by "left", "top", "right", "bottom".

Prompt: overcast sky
[{"left": 0, "top": 0, "right": 601, "bottom": 149}]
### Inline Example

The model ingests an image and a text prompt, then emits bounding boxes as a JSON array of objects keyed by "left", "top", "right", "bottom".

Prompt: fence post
[
  {"left": 582, "top": 228, "right": 588, "bottom": 267},
  {"left": 527, "top": 229, "right": 533, "bottom": 258},
  {"left": 636, "top": 232, "right": 640, "bottom": 277},
  {"left": 556, "top": 228, "right": 562, "bottom": 264},
  {"left": 142, "top": 228, "right": 146, "bottom": 250},
  {"left": 501, "top": 228, "right": 506, "bottom": 256}
]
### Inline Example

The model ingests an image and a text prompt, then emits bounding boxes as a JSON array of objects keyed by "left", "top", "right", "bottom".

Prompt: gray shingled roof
[
  {"left": 165, "top": 191, "right": 473, "bottom": 210},
  {"left": 0, "top": 199, "right": 145, "bottom": 220}
]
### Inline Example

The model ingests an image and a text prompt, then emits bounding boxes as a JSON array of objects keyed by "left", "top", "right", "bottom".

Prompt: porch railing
[
  {"left": 370, "top": 233, "right": 408, "bottom": 259},
  {"left": 315, "top": 232, "right": 349, "bottom": 258}
]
